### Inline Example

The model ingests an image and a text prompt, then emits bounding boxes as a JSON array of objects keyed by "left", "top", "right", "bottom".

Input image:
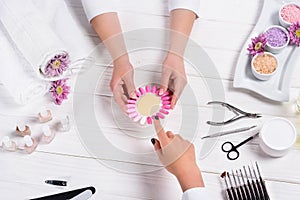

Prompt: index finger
[{"left": 153, "top": 116, "right": 169, "bottom": 146}]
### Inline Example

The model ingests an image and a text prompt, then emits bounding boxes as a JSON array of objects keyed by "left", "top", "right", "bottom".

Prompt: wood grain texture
[{"left": 0, "top": 0, "right": 300, "bottom": 199}]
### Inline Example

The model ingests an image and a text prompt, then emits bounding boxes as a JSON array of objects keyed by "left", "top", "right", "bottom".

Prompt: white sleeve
[
  {"left": 168, "top": 0, "right": 200, "bottom": 18},
  {"left": 182, "top": 187, "right": 210, "bottom": 200},
  {"left": 81, "top": 0, "right": 117, "bottom": 22}
]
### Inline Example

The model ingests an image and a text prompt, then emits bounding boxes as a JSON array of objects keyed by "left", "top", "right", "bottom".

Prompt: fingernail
[
  {"left": 151, "top": 138, "right": 155, "bottom": 145},
  {"left": 154, "top": 115, "right": 159, "bottom": 120},
  {"left": 139, "top": 87, "right": 146, "bottom": 95},
  {"left": 152, "top": 85, "right": 157, "bottom": 93},
  {"left": 147, "top": 116, "right": 152, "bottom": 124},
  {"left": 131, "top": 92, "right": 137, "bottom": 99},
  {"left": 156, "top": 113, "right": 165, "bottom": 119},
  {"left": 159, "top": 89, "right": 164, "bottom": 95},
  {"left": 145, "top": 85, "right": 150, "bottom": 92}
]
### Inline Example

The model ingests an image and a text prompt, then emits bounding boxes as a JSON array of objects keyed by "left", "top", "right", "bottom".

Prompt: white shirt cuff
[
  {"left": 81, "top": 0, "right": 117, "bottom": 22},
  {"left": 182, "top": 187, "right": 210, "bottom": 200},
  {"left": 168, "top": 0, "right": 200, "bottom": 18}
]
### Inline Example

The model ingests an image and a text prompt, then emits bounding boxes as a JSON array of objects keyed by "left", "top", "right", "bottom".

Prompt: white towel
[
  {"left": 32, "top": 0, "right": 93, "bottom": 61},
  {"left": 0, "top": 23, "right": 49, "bottom": 105},
  {"left": 0, "top": 0, "right": 69, "bottom": 80}
]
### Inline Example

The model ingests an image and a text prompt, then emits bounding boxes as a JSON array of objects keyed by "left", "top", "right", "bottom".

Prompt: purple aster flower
[
  {"left": 247, "top": 33, "right": 267, "bottom": 57},
  {"left": 50, "top": 79, "right": 70, "bottom": 105},
  {"left": 45, "top": 52, "right": 70, "bottom": 77},
  {"left": 288, "top": 22, "right": 300, "bottom": 47}
]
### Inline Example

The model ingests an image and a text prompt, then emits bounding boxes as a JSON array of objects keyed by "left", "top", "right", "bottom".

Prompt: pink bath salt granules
[
  {"left": 253, "top": 54, "right": 278, "bottom": 74},
  {"left": 265, "top": 27, "right": 288, "bottom": 47},
  {"left": 281, "top": 4, "right": 300, "bottom": 24}
]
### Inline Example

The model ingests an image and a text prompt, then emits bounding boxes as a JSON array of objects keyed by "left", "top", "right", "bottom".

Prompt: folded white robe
[{"left": 0, "top": 23, "right": 49, "bottom": 105}]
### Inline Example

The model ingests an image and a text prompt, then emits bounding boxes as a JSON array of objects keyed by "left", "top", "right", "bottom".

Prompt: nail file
[
  {"left": 70, "top": 190, "right": 93, "bottom": 200},
  {"left": 30, "top": 186, "right": 96, "bottom": 200}
]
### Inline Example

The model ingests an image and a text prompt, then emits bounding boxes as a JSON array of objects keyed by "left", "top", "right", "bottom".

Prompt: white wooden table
[{"left": 1, "top": 0, "right": 300, "bottom": 199}]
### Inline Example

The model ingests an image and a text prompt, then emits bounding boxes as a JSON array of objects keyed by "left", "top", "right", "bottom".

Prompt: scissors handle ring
[
  {"left": 221, "top": 141, "right": 234, "bottom": 152},
  {"left": 221, "top": 142, "right": 240, "bottom": 160},
  {"left": 227, "top": 150, "right": 240, "bottom": 160}
]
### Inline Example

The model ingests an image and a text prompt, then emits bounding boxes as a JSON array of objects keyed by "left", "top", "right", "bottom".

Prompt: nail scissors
[
  {"left": 207, "top": 101, "right": 262, "bottom": 126},
  {"left": 222, "top": 133, "right": 259, "bottom": 160}
]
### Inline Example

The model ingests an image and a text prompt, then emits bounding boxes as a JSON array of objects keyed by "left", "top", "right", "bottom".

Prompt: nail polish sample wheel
[
  {"left": 126, "top": 85, "right": 171, "bottom": 125},
  {"left": 73, "top": 28, "right": 225, "bottom": 173}
]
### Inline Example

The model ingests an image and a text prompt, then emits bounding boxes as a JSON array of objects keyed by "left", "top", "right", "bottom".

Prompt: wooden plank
[{"left": 0, "top": 151, "right": 300, "bottom": 199}]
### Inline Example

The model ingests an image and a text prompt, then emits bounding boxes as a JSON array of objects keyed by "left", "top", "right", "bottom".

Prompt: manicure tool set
[
  {"left": 221, "top": 162, "right": 270, "bottom": 200},
  {"left": 204, "top": 101, "right": 262, "bottom": 160}
]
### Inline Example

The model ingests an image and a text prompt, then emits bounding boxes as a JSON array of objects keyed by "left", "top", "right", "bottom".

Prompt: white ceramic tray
[{"left": 233, "top": 0, "right": 300, "bottom": 102}]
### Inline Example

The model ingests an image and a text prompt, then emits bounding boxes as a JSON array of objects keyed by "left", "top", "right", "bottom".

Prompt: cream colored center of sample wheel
[{"left": 137, "top": 93, "right": 161, "bottom": 116}]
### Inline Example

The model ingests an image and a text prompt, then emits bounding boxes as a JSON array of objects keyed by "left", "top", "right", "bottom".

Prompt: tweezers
[
  {"left": 207, "top": 101, "right": 262, "bottom": 126},
  {"left": 201, "top": 125, "right": 257, "bottom": 139}
]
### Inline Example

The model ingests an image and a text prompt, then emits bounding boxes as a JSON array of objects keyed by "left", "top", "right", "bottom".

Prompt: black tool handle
[
  {"left": 243, "top": 184, "right": 252, "bottom": 200},
  {"left": 239, "top": 185, "right": 247, "bottom": 200},
  {"left": 226, "top": 189, "right": 234, "bottom": 200},
  {"left": 30, "top": 186, "right": 96, "bottom": 200},
  {"left": 251, "top": 180, "right": 260, "bottom": 200},
  {"left": 235, "top": 186, "right": 243, "bottom": 200},
  {"left": 247, "top": 180, "right": 256, "bottom": 200},
  {"left": 231, "top": 187, "right": 238, "bottom": 200},
  {"left": 256, "top": 179, "right": 264, "bottom": 199},
  {"left": 259, "top": 178, "right": 270, "bottom": 200}
]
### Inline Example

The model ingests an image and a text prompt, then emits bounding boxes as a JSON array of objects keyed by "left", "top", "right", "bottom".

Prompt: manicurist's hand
[
  {"left": 159, "top": 52, "right": 187, "bottom": 109},
  {"left": 160, "top": 9, "right": 197, "bottom": 109},
  {"left": 110, "top": 55, "right": 136, "bottom": 112},
  {"left": 90, "top": 13, "right": 136, "bottom": 112},
  {"left": 151, "top": 117, "right": 205, "bottom": 192}
]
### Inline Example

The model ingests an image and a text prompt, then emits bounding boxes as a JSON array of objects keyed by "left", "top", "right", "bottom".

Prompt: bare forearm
[
  {"left": 176, "top": 166, "right": 205, "bottom": 192},
  {"left": 91, "top": 13, "right": 129, "bottom": 63},
  {"left": 169, "top": 9, "right": 197, "bottom": 56}
]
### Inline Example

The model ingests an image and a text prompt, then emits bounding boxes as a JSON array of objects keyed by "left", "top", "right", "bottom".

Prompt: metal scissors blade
[
  {"left": 201, "top": 125, "right": 257, "bottom": 139},
  {"left": 222, "top": 132, "right": 259, "bottom": 160}
]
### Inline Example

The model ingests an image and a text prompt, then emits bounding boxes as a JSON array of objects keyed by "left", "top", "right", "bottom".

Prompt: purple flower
[
  {"left": 288, "top": 22, "right": 300, "bottom": 47},
  {"left": 50, "top": 79, "right": 70, "bottom": 105},
  {"left": 247, "top": 33, "right": 267, "bottom": 57},
  {"left": 45, "top": 53, "right": 70, "bottom": 77}
]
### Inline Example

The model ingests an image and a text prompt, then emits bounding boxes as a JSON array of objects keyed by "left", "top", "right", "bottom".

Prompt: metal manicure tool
[
  {"left": 221, "top": 133, "right": 259, "bottom": 160},
  {"left": 201, "top": 125, "right": 257, "bottom": 139},
  {"left": 207, "top": 101, "right": 262, "bottom": 126}
]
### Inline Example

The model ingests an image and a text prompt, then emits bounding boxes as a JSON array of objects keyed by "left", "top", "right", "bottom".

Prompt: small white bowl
[
  {"left": 264, "top": 25, "right": 290, "bottom": 54},
  {"left": 279, "top": 2, "right": 300, "bottom": 28},
  {"left": 251, "top": 52, "right": 278, "bottom": 81},
  {"left": 259, "top": 117, "right": 297, "bottom": 157}
]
